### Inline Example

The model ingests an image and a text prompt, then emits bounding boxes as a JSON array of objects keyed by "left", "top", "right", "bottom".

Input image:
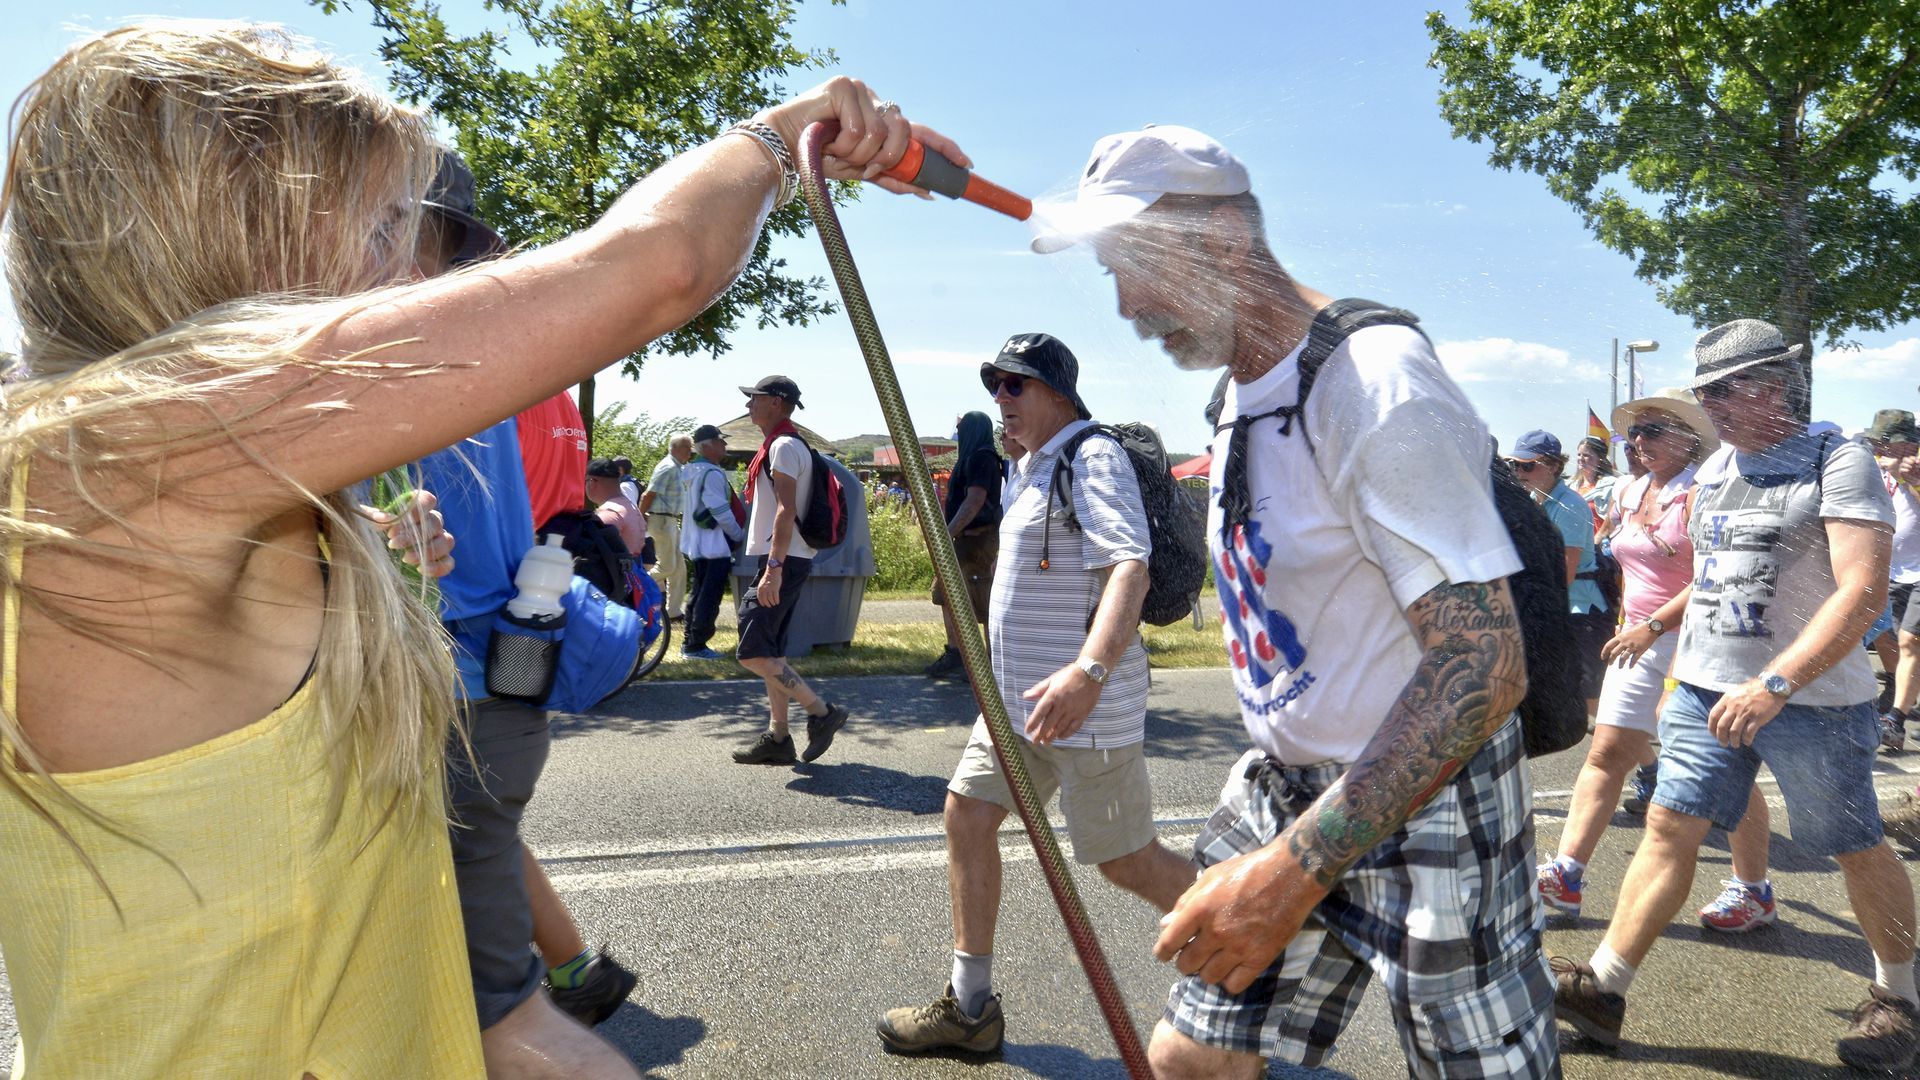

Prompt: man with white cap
[
  {"left": 1552, "top": 319, "right": 1914, "bottom": 1070},
  {"left": 1035, "top": 127, "right": 1553, "bottom": 1078}
]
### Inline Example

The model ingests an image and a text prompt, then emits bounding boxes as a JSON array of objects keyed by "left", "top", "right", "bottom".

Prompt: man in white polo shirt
[
  {"left": 875, "top": 333, "right": 1196, "bottom": 1056},
  {"left": 1033, "top": 126, "right": 1551, "bottom": 1079}
]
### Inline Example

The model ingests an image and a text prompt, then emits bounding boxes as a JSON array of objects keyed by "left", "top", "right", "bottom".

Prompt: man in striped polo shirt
[{"left": 876, "top": 333, "right": 1197, "bottom": 1056}]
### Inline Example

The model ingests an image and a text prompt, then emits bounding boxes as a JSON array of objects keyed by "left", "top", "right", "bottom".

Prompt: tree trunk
[
  {"left": 578, "top": 375, "right": 596, "bottom": 451},
  {"left": 1775, "top": 128, "right": 1814, "bottom": 424}
]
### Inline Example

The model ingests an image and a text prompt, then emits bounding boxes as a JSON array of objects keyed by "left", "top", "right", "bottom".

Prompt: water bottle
[{"left": 486, "top": 535, "right": 572, "bottom": 703}]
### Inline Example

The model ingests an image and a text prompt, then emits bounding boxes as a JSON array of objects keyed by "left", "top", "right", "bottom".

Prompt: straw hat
[
  {"left": 1689, "top": 319, "right": 1805, "bottom": 390},
  {"left": 1613, "top": 387, "right": 1720, "bottom": 457}
]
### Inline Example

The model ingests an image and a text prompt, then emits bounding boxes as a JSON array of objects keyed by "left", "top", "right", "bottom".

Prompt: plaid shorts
[{"left": 1163, "top": 717, "right": 1559, "bottom": 1079}]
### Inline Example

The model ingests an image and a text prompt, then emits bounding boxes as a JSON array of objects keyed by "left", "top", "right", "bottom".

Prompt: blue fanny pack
[{"left": 487, "top": 574, "right": 656, "bottom": 713}]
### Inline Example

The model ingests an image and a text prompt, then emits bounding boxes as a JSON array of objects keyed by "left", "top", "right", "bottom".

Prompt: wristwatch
[
  {"left": 1645, "top": 617, "right": 1665, "bottom": 637},
  {"left": 1075, "top": 657, "right": 1109, "bottom": 686},
  {"left": 765, "top": 557, "right": 783, "bottom": 570},
  {"left": 1760, "top": 671, "right": 1792, "bottom": 698}
]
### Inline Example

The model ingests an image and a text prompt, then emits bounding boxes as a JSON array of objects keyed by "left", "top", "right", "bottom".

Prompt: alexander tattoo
[{"left": 1286, "top": 580, "right": 1526, "bottom": 890}]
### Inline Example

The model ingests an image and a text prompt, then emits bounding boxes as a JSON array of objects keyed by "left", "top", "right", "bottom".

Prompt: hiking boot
[
  {"left": 547, "top": 951, "right": 638, "bottom": 1027},
  {"left": 732, "top": 731, "right": 796, "bottom": 765},
  {"left": 1622, "top": 762, "right": 1657, "bottom": 815},
  {"left": 802, "top": 702, "right": 849, "bottom": 763},
  {"left": 876, "top": 985, "right": 1004, "bottom": 1055},
  {"left": 1537, "top": 861, "right": 1583, "bottom": 917},
  {"left": 1882, "top": 714, "right": 1907, "bottom": 754},
  {"left": 1883, "top": 791, "right": 1920, "bottom": 851},
  {"left": 1551, "top": 956, "right": 1625, "bottom": 1048},
  {"left": 1836, "top": 985, "right": 1920, "bottom": 1071},
  {"left": 923, "top": 647, "right": 963, "bottom": 680},
  {"left": 1699, "top": 879, "right": 1777, "bottom": 933}
]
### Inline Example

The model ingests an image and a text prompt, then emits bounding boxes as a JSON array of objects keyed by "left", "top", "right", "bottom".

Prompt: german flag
[{"left": 1587, "top": 405, "right": 1610, "bottom": 442}]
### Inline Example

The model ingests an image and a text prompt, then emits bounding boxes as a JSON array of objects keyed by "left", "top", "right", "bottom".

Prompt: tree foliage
[
  {"left": 313, "top": 0, "right": 845, "bottom": 430},
  {"left": 1428, "top": 0, "right": 1920, "bottom": 357},
  {"left": 589, "top": 401, "right": 696, "bottom": 481}
]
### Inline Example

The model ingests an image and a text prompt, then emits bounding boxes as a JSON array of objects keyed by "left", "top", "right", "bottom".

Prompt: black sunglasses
[
  {"left": 1628, "top": 421, "right": 1674, "bottom": 441},
  {"left": 1504, "top": 458, "right": 1542, "bottom": 474},
  {"left": 986, "top": 373, "right": 1029, "bottom": 399}
]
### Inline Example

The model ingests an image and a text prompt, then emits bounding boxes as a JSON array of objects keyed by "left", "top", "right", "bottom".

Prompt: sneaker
[
  {"left": 801, "top": 701, "right": 849, "bottom": 763},
  {"left": 679, "top": 646, "right": 724, "bottom": 660},
  {"left": 547, "top": 951, "right": 638, "bottom": 1028},
  {"left": 1537, "top": 861, "right": 1583, "bottom": 917},
  {"left": 1837, "top": 985, "right": 1920, "bottom": 1071},
  {"left": 732, "top": 731, "right": 797, "bottom": 765},
  {"left": 876, "top": 984, "right": 1004, "bottom": 1055},
  {"left": 1622, "top": 763, "right": 1657, "bottom": 815},
  {"left": 1699, "top": 879, "right": 1777, "bottom": 933},
  {"left": 923, "top": 647, "right": 963, "bottom": 680},
  {"left": 1884, "top": 791, "right": 1920, "bottom": 850},
  {"left": 1882, "top": 714, "right": 1907, "bottom": 754},
  {"left": 1551, "top": 956, "right": 1625, "bottom": 1048}
]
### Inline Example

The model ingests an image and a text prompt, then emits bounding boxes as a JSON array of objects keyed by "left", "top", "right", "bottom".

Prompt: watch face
[
  {"left": 1648, "top": 619, "right": 1664, "bottom": 634},
  {"left": 1763, "top": 674, "right": 1790, "bottom": 695}
]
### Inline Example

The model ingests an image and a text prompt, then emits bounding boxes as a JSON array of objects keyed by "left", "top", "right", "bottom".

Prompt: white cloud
[
  {"left": 1815, "top": 339, "right": 1920, "bottom": 382},
  {"left": 1433, "top": 337, "right": 1607, "bottom": 384}
]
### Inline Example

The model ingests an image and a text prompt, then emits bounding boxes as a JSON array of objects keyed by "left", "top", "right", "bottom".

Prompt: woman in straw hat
[
  {"left": 1537, "top": 389, "right": 1784, "bottom": 931},
  {"left": 0, "top": 20, "right": 949, "bottom": 1077}
]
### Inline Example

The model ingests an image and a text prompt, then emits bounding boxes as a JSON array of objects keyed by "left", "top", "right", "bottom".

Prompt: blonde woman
[{"left": 0, "top": 20, "right": 946, "bottom": 1078}]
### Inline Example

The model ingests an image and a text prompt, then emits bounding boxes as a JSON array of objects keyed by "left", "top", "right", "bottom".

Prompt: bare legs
[{"left": 737, "top": 656, "right": 825, "bottom": 738}]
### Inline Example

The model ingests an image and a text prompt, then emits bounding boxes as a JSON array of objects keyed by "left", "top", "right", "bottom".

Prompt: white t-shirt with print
[
  {"left": 745, "top": 434, "right": 816, "bottom": 560},
  {"left": 1207, "top": 324, "right": 1522, "bottom": 766}
]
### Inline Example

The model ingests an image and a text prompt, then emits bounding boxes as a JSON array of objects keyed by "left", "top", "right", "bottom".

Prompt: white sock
[
  {"left": 1875, "top": 954, "right": 1919, "bottom": 1006},
  {"left": 1554, "top": 854, "right": 1587, "bottom": 877},
  {"left": 1590, "top": 944, "right": 1637, "bottom": 998},
  {"left": 1733, "top": 874, "right": 1769, "bottom": 893},
  {"left": 951, "top": 950, "right": 993, "bottom": 1017}
]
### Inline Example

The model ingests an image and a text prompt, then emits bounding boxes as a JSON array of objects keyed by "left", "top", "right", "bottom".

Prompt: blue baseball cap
[{"left": 1510, "top": 430, "right": 1563, "bottom": 461}]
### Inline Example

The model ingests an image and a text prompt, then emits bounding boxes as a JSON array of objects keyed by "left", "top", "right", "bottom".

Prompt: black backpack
[
  {"left": 770, "top": 435, "right": 850, "bottom": 550},
  {"left": 536, "top": 508, "right": 640, "bottom": 609},
  {"left": 1047, "top": 422, "right": 1209, "bottom": 627},
  {"left": 1218, "top": 298, "right": 1585, "bottom": 758}
]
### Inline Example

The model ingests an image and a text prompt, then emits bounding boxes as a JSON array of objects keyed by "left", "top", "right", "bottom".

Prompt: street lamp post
[{"left": 1625, "top": 339, "right": 1659, "bottom": 402}]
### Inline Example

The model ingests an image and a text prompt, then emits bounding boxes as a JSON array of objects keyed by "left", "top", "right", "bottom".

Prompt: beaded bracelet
[{"left": 725, "top": 120, "right": 798, "bottom": 209}]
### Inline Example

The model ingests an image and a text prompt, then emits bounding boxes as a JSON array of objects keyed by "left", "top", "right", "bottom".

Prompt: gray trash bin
[{"left": 732, "top": 455, "right": 875, "bottom": 657}]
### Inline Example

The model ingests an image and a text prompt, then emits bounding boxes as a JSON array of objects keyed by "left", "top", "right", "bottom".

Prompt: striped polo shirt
[{"left": 988, "top": 419, "right": 1152, "bottom": 748}]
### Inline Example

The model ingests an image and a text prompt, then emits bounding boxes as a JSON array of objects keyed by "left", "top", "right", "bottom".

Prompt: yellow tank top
[{"left": 0, "top": 465, "right": 485, "bottom": 1078}]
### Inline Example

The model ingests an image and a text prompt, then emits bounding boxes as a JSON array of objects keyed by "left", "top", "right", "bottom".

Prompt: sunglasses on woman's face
[
  {"left": 986, "top": 373, "right": 1028, "bottom": 399},
  {"left": 1628, "top": 422, "right": 1674, "bottom": 441},
  {"left": 1505, "top": 458, "right": 1541, "bottom": 474}
]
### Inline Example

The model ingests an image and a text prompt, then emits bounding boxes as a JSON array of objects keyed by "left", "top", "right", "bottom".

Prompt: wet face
[
  {"left": 1697, "top": 367, "right": 1793, "bottom": 451},
  {"left": 1094, "top": 209, "right": 1240, "bottom": 372},
  {"left": 1628, "top": 408, "right": 1698, "bottom": 478}
]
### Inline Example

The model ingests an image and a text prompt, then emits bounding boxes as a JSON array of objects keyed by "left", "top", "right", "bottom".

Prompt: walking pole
[{"left": 795, "top": 121, "right": 1153, "bottom": 1080}]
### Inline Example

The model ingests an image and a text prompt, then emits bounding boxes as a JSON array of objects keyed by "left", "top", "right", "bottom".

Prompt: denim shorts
[{"left": 1655, "top": 682, "right": 1882, "bottom": 856}]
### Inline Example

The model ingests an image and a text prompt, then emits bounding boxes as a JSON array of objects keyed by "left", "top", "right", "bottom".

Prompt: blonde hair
[{"left": 1, "top": 21, "right": 457, "bottom": 873}]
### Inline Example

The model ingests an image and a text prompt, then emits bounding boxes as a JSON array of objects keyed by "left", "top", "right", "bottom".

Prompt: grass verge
[{"left": 650, "top": 614, "right": 1226, "bottom": 681}]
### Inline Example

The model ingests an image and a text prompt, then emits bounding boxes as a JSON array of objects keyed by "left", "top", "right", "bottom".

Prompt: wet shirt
[
  {"left": 1207, "top": 324, "right": 1520, "bottom": 766},
  {"left": 1674, "top": 431, "right": 1893, "bottom": 705},
  {"left": 989, "top": 420, "right": 1151, "bottom": 748}
]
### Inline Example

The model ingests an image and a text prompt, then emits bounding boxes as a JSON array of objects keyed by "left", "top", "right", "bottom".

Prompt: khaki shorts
[{"left": 947, "top": 716, "right": 1157, "bottom": 866}]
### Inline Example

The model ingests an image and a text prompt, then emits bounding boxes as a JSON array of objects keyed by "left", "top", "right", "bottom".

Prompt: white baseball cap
[{"left": 1031, "top": 125, "right": 1250, "bottom": 254}]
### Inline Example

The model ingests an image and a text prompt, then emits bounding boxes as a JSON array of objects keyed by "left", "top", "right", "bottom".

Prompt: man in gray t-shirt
[{"left": 1555, "top": 320, "right": 1914, "bottom": 1070}]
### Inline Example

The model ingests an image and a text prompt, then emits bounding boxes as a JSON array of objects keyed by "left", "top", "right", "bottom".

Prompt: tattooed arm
[{"left": 1153, "top": 578, "right": 1528, "bottom": 992}]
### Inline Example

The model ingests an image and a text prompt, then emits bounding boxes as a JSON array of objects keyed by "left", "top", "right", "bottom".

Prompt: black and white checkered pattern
[{"left": 1164, "top": 716, "right": 1558, "bottom": 1078}]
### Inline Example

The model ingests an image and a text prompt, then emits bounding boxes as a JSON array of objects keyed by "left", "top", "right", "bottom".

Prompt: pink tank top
[{"left": 1609, "top": 468, "right": 1696, "bottom": 625}]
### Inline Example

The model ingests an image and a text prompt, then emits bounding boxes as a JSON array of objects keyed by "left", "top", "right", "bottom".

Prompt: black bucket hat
[
  {"left": 980, "top": 333, "right": 1091, "bottom": 420},
  {"left": 423, "top": 150, "right": 507, "bottom": 265}
]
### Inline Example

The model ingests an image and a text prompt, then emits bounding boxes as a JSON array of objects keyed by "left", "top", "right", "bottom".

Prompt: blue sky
[{"left": 3, "top": 0, "right": 1914, "bottom": 456}]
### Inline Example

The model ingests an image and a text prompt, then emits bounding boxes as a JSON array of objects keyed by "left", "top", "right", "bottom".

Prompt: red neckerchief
[{"left": 745, "top": 419, "right": 801, "bottom": 503}]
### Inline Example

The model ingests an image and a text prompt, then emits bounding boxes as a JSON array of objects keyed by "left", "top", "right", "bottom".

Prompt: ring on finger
[{"left": 876, "top": 99, "right": 900, "bottom": 116}]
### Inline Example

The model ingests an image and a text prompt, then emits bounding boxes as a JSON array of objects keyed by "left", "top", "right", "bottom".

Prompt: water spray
[
  {"left": 795, "top": 121, "right": 1149, "bottom": 1080},
  {"left": 881, "top": 139, "right": 1033, "bottom": 222}
]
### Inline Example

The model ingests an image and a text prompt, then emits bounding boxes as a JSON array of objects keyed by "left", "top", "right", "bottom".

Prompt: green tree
[
  {"left": 313, "top": 0, "right": 845, "bottom": 436},
  {"left": 1428, "top": 0, "right": 1920, "bottom": 390},
  {"left": 590, "top": 402, "right": 696, "bottom": 482}
]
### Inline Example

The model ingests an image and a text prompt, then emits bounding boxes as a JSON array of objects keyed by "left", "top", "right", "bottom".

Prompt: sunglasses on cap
[
  {"left": 1504, "top": 458, "right": 1543, "bottom": 474},
  {"left": 986, "top": 373, "right": 1029, "bottom": 399}
]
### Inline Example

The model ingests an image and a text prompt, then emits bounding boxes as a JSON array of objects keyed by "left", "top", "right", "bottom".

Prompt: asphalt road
[{"left": 5, "top": 667, "right": 1920, "bottom": 1078}]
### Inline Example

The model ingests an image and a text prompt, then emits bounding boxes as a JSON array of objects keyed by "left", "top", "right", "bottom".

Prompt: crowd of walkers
[{"left": 1, "top": 18, "right": 1917, "bottom": 1079}]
